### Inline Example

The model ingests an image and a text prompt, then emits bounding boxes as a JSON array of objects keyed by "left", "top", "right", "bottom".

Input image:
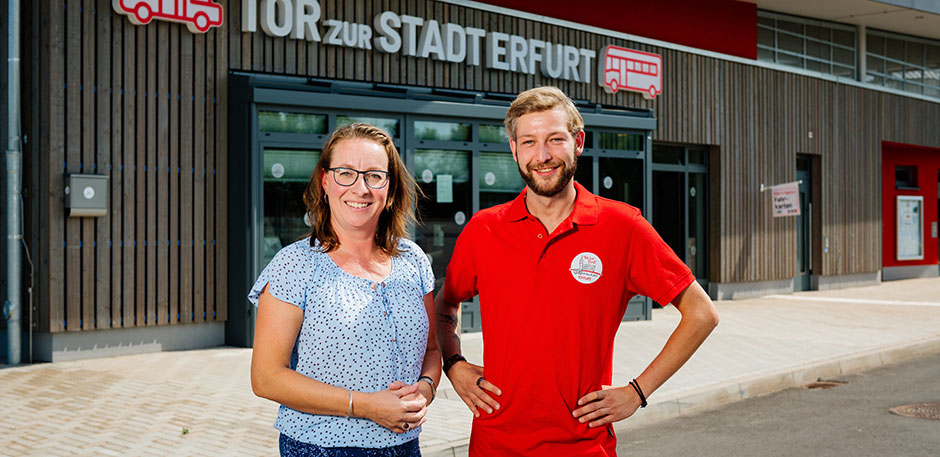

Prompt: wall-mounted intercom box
[{"left": 65, "top": 174, "right": 108, "bottom": 217}]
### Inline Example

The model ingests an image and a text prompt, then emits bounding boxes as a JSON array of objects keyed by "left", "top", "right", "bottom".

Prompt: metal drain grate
[{"left": 890, "top": 403, "right": 940, "bottom": 420}]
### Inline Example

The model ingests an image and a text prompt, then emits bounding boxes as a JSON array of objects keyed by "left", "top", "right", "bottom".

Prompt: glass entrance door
[
  {"left": 651, "top": 144, "right": 709, "bottom": 295},
  {"left": 262, "top": 148, "right": 320, "bottom": 268},
  {"left": 580, "top": 129, "right": 649, "bottom": 321},
  {"left": 796, "top": 157, "right": 812, "bottom": 291}
]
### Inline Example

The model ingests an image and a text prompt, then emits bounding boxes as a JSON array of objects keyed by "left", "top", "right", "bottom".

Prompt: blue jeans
[{"left": 279, "top": 434, "right": 421, "bottom": 457}]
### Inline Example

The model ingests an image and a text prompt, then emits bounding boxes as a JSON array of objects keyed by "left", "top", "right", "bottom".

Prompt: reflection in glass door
[
  {"left": 651, "top": 144, "right": 709, "bottom": 292},
  {"left": 410, "top": 119, "right": 474, "bottom": 295},
  {"left": 688, "top": 173, "right": 707, "bottom": 278},
  {"left": 262, "top": 148, "right": 320, "bottom": 268},
  {"left": 413, "top": 149, "right": 471, "bottom": 293},
  {"left": 599, "top": 157, "right": 644, "bottom": 210}
]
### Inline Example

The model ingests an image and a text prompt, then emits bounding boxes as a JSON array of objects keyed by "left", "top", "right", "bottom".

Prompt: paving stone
[{"left": 0, "top": 278, "right": 937, "bottom": 456}]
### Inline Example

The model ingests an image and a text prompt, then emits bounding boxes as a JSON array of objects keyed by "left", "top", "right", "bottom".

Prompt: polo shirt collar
[{"left": 504, "top": 181, "right": 598, "bottom": 226}]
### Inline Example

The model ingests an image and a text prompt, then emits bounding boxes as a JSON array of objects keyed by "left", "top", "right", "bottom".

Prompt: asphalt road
[{"left": 617, "top": 351, "right": 940, "bottom": 457}]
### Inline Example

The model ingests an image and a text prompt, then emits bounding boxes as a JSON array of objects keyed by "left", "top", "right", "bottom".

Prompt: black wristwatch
[{"left": 443, "top": 353, "right": 467, "bottom": 375}]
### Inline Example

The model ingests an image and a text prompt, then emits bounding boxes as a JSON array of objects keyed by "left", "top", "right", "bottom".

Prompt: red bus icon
[
  {"left": 113, "top": 0, "right": 223, "bottom": 34},
  {"left": 599, "top": 45, "right": 662, "bottom": 99}
]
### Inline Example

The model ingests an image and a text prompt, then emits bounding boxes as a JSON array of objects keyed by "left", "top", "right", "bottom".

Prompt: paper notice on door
[{"left": 437, "top": 174, "right": 453, "bottom": 203}]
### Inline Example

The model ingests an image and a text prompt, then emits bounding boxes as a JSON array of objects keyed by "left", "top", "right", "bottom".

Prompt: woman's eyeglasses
[{"left": 327, "top": 167, "right": 390, "bottom": 189}]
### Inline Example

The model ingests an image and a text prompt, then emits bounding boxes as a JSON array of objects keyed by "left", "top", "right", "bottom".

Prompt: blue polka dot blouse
[{"left": 248, "top": 237, "right": 435, "bottom": 448}]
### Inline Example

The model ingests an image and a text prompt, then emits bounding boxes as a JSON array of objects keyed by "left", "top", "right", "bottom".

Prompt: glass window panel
[
  {"left": 598, "top": 132, "right": 644, "bottom": 151},
  {"left": 928, "top": 45, "right": 940, "bottom": 70},
  {"left": 479, "top": 151, "right": 524, "bottom": 209},
  {"left": 599, "top": 157, "right": 644, "bottom": 211},
  {"left": 574, "top": 155, "right": 594, "bottom": 192},
  {"left": 653, "top": 144, "right": 684, "bottom": 165},
  {"left": 895, "top": 165, "right": 917, "bottom": 188},
  {"left": 414, "top": 149, "right": 471, "bottom": 184},
  {"left": 414, "top": 120, "right": 471, "bottom": 142},
  {"left": 866, "top": 73, "right": 884, "bottom": 85},
  {"left": 778, "top": 20, "right": 802, "bottom": 35},
  {"left": 583, "top": 131, "right": 594, "bottom": 149},
  {"left": 906, "top": 42, "right": 925, "bottom": 66},
  {"left": 867, "top": 35, "right": 885, "bottom": 55},
  {"left": 906, "top": 66, "right": 925, "bottom": 85},
  {"left": 258, "top": 111, "right": 327, "bottom": 134},
  {"left": 885, "top": 56, "right": 904, "bottom": 79},
  {"left": 833, "top": 64, "right": 855, "bottom": 78},
  {"left": 778, "top": 33, "right": 803, "bottom": 55},
  {"left": 264, "top": 149, "right": 320, "bottom": 182},
  {"left": 804, "top": 25, "right": 826, "bottom": 40},
  {"left": 757, "top": 47, "right": 775, "bottom": 62},
  {"left": 806, "top": 40, "right": 829, "bottom": 60},
  {"left": 262, "top": 148, "right": 321, "bottom": 269},
  {"left": 688, "top": 149, "right": 706, "bottom": 165},
  {"left": 926, "top": 86, "right": 940, "bottom": 98},
  {"left": 807, "top": 60, "right": 829, "bottom": 74},
  {"left": 479, "top": 124, "right": 509, "bottom": 144},
  {"left": 412, "top": 149, "right": 472, "bottom": 293},
  {"left": 687, "top": 173, "right": 707, "bottom": 277},
  {"left": 833, "top": 48, "right": 854, "bottom": 66},
  {"left": 927, "top": 68, "right": 940, "bottom": 87},
  {"left": 832, "top": 29, "right": 854, "bottom": 48},
  {"left": 886, "top": 38, "right": 905, "bottom": 62},
  {"left": 886, "top": 76, "right": 904, "bottom": 90},
  {"left": 757, "top": 16, "right": 774, "bottom": 27},
  {"left": 757, "top": 27, "right": 774, "bottom": 47},
  {"left": 867, "top": 55, "right": 885, "bottom": 74},
  {"left": 336, "top": 115, "right": 399, "bottom": 137},
  {"left": 778, "top": 53, "right": 804, "bottom": 68}
]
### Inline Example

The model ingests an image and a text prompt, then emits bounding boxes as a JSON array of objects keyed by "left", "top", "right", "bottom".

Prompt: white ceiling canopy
[{"left": 752, "top": 0, "right": 940, "bottom": 41}]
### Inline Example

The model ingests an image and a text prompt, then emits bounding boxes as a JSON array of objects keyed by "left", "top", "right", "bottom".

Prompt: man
[{"left": 435, "top": 86, "right": 719, "bottom": 456}]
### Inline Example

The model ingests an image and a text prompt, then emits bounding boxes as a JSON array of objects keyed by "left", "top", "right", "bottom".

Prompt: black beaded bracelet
[
  {"left": 629, "top": 378, "right": 648, "bottom": 408},
  {"left": 442, "top": 353, "right": 467, "bottom": 375}
]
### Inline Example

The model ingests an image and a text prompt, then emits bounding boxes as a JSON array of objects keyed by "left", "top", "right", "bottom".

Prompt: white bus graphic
[{"left": 599, "top": 45, "right": 662, "bottom": 99}]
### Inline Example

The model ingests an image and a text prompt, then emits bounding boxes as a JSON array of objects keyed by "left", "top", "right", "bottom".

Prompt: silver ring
[{"left": 402, "top": 422, "right": 410, "bottom": 430}]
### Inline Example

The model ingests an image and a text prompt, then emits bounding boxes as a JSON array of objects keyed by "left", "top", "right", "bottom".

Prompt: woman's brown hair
[{"left": 302, "top": 123, "right": 418, "bottom": 256}]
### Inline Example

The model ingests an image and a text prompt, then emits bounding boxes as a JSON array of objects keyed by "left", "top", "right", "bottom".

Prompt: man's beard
[{"left": 517, "top": 153, "right": 578, "bottom": 197}]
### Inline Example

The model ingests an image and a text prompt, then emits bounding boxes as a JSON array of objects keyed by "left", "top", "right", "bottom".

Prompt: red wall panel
[
  {"left": 476, "top": 0, "right": 758, "bottom": 59},
  {"left": 882, "top": 142, "right": 940, "bottom": 268}
]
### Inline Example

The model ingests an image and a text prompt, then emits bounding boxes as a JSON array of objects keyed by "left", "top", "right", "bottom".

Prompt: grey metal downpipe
[{"left": 4, "top": 0, "right": 22, "bottom": 365}]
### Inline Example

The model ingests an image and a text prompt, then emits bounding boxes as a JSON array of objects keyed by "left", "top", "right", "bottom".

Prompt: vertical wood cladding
[
  {"left": 30, "top": 0, "right": 228, "bottom": 332},
  {"left": 27, "top": 0, "right": 940, "bottom": 334}
]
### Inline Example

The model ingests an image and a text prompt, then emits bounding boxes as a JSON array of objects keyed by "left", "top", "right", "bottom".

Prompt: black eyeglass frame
[{"left": 326, "top": 167, "right": 391, "bottom": 189}]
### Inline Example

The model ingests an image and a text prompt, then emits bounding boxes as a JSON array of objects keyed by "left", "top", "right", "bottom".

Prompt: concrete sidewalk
[{"left": 2, "top": 278, "right": 938, "bottom": 457}]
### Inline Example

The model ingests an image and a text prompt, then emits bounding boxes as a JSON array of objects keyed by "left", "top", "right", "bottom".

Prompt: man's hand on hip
[
  {"left": 448, "top": 361, "right": 502, "bottom": 417},
  {"left": 572, "top": 385, "right": 640, "bottom": 427}
]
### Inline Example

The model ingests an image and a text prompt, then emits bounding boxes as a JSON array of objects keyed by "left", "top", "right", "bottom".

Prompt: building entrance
[
  {"left": 650, "top": 144, "right": 710, "bottom": 301},
  {"left": 227, "top": 75, "right": 657, "bottom": 344},
  {"left": 796, "top": 156, "right": 812, "bottom": 291}
]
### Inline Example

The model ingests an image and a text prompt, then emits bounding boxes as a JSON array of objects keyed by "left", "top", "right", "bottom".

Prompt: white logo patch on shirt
[{"left": 570, "top": 252, "right": 603, "bottom": 284}]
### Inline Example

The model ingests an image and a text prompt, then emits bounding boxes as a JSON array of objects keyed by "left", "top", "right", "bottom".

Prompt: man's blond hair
[{"left": 504, "top": 86, "right": 584, "bottom": 140}]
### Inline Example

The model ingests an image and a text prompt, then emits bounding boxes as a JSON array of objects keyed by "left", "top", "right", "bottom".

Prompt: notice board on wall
[{"left": 896, "top": 196, "right": 924, "bottom": 261}]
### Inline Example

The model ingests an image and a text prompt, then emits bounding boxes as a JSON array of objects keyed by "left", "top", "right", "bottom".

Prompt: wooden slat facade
[
  {"left": 20, "top": 0, "right": 940, "bottom": 335},
  {"left": 25, "top": 0, "right": 229, "bottom": 332}
]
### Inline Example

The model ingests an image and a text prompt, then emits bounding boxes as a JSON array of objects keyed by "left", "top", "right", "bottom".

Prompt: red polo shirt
[{"left": 442, "top": 182, "right": 694, "bottom": 456}]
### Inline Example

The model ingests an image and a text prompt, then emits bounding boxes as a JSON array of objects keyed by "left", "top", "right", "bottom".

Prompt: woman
[{"left": 249, "top": 123, "right": 441, "bottom": 457}]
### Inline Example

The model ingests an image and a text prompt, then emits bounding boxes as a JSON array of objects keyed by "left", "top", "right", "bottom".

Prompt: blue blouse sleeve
[
  {"left": 247, "top": 241, "right": 310, "bottom": 309},
  {"left": 404, "top": 240, "right": 435, "bottom": 296}
]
